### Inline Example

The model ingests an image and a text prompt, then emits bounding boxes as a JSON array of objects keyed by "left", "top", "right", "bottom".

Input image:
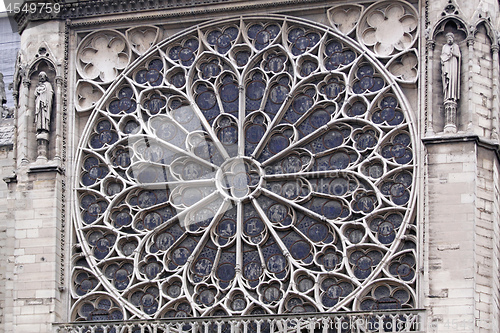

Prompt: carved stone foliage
[{"left": 72, "top": 15, "right": 418, "bottom": 321}]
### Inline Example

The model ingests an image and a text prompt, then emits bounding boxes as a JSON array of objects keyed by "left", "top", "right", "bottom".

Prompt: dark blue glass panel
[
  {"left": 169, "top": 46, "right": 181, "bottom": 60},
  {"left": 207, "top": 30, "right": 221, "bottom": 45},
  {"left": 360, "top": 299, "right": 376, "bottom": 311},
  {"left": 343, "top": 50, "right": 356, "bottom": 64},
  {"left": 235, "top": 51, "right": 250, "bottom": 66},
  {"left": 246, "top": 124, "right": 265, "bottom": 144},
  {"left": 220, "top": 82, "right": 239, "bottom": 102},
  {"left": 307, "top": 223, "right": 328, "bottom": 242},
  {"left": 321, "top": 252, "right": 338, "bottom": 269},
  {"left": 359, "top": 76, "right": 374, "bottom": 90},
  {"left": 322, "top": 200, "right": 343, "bottom": 219},
  {"left": 202, "top": 63, "right": 221, "bottom": 78},
  {"left": 146, "top": 69, "right": 161, "bottom": 86},
  {"left": 149, "top": 59, "right": 163, "bottom": 71},
  {"left": 347, "top": 101, "right": 366, "bottom": 116},
  {"left": 156, "top": 233, "right": 174, "bottom": 251},
  {"left": 323, "top": 82, "right": 344, "bottom": 99},
  {"left": 135, "top": 70, "right": 147, "bottom": 84},
  {"left": 247, "top": 24, "right": 262, "bottom": 39},
  {"left": 179, "top": 47, "right": 194, "bottom": 62},
  {"left": 194, "top": 258, "right": 213, "bottom": 276},
  {"left": 266, "top": 56, "right": 284, "bottom": 72},
  {"left": 83, "top": 156, "right": 99, "bottom": 170},
  {"left": 329, "top": 178, "right": 348, "bottom": 196},
  {"left": 231, "top": 297, "right": 247, "bottom": 311},
  {"left": 217, "top": 263, "right": 236, "bottom": 281},
  {"left": 392, "top": 189, "right": 410, "bottom": 205},
  {"left": 218, "top": 126, "right": 238, "bottom": 145},
  {"left": 144, "top": 212, "right": 162, "bottom": 230},
  {"left": 371, "top": 78, "right": 384, "bottom": 92},
  {"left": 290, "top": 241, "right": 311, "bottom": 260},
  {"left": 395, "top": 149, "right": 412, "bottom": 164},
  {"left": 292, "top": 94, "right": 313, "bottom": 114},
  {"left": 326, "top": 41, "right": 342, "bottom": 55},
  {"left": 243, "top": 261, "right": 262, "bottom": 281},
  {"left": 307, "top": 109, "right": 330, "bottom": 129},
  {"left": 244, "top": 218, "right": 265, "bottom": 236},
  {"left": 123, "top": 120, "right": 140, "bottom": 134},
  {"left": 218, "top": 219, "right": 236, "bottom": 238},
  {"left": 170, "top": 72, "right": 186, "bottom": 88},
  {"left": 267, "top": 203, "right": 288, "bottom": 223},
  {"left": 329, "top": 152, "right": 351, "bottom": 169},
  {"left": 357, "top": 65, "right": 374, "bottom": 78},
  {"left": 301, "top": 60, "right": 317, "bottom": 76},
  {"left": 357, "top": 132, "right": 376, "bottom": 150},
  {"left": 115, "top": 212, "right": 131, "bottom": 227},
  {"left": 196, "top": 91, "right": 217, "bottom": 110},
  {"left": 108, "top": 100, "right": 121, "bottom": 114},
  {"left": 268, "top": 134, "right": 289, "bottom": 154},
  {"left": 217, "top": 34, "right": 232, "bottom": 49},
  {"left": 323, "top": 130, "right": 344, "bottom": 149},
  {"left": 172, "top": 247, "right": 190, "bottom": 265},
  {"left": 354, "top": 196, "right": 375, "bottom": 213},
  {"left": 393, "top": 289, "right": 410, "bottom": 303},
  {"left": 368, "top": 163, "right": 384, "bottom": 178},
  {"left": 145, "top": 96, "right": 166, "bottom": 114},
  {"left": 247, "top": 80, "right": 266, "bottom": 100},
  {"left": 267, "top": 254, "right": 286, "bottom": 273},
  {"left": 137, "top": 191, "right": 158, "bottom": 208},
  {"left": 145, "top": 262, "right": 161, "bottom": 279},
  {"left": 377, "top": 297, "right": 401, "bottom": 310}
]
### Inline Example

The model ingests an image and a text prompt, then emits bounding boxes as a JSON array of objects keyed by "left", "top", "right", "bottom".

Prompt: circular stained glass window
[{"left": 73, "top": 16, "right": 417, "bottom": 320}]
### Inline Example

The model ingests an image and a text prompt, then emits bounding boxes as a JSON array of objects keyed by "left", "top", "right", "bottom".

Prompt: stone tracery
[{"left": 72, "top": 14, "right": 418, "bottom": 321}]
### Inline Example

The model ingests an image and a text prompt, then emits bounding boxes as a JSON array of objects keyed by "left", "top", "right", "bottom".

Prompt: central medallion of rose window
[
  {"left": 217, "top": 157, "right": 263, "bottom": 200},
  {"left": 73, "top": 15, "right": 417, "bottom": 321}
]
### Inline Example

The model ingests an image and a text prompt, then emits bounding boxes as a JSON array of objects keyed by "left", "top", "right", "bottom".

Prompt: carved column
[
  {"left": 491, "top": 44, "right": 499, "bottom": 140},
  {"left": 54, "top": 75, "right": 63, "bottom": 161},
  {"left": 20, "top": 78, "right": 30, "bottom": 166},
  {"left": 426, "top": 38, "right": 436, "bottom": 136}
]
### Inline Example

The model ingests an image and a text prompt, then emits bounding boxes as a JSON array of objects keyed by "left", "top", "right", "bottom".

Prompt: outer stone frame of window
[{"left": 71, "top": 14, "right": 418, "bottom": 321}]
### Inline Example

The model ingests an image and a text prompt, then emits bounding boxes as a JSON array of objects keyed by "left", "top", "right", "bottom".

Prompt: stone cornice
[
  {"left": 422, "top": 134, "right": 500, "bottom": 161},
  {"left": 15, "top": 0, "right": 341, "bottom": 31}
]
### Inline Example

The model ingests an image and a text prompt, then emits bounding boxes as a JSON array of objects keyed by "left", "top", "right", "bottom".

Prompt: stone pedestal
[
  {"left": 444, "top": 100, "right": 458, "bottom": 133},
  {"left": 36, "top": 131, "right": 49, "bottom": 162}
]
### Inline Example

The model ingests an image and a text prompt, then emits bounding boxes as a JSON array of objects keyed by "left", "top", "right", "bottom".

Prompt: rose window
[{"left": 73, "top": 16, "right": 417, "bottom": 321}]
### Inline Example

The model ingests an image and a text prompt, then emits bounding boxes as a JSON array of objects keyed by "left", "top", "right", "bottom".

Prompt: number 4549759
[{"left": 6, "top": 2, "right": 61, "bottom": 14}]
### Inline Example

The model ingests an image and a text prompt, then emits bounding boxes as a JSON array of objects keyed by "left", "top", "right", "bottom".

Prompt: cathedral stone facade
[{"left": 0, "top": 0, "right": 500, "bottom": 332}]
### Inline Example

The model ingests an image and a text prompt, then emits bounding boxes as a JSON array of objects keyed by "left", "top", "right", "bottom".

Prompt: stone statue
[
  {"left": 441, "top": 32, "right": 461, "bottom": 102},
  {"left": 34, "top": 71, "right": 53, "bottom": 133},
  {"left": 440, "top": 32, "right": 461, "bottom": 133}
]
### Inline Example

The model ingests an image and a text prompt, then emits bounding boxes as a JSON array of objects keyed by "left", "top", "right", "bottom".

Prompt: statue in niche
[
  {"left": 440, "top": 32, "right": 461, "bottom": 133},
  {"left": 33, "top": 71, "right": 54, "bottom": 161},
  {"left": 34, "top": 71, "right": 53, "bottom": 133},
  {"left": 441, "top": 32, "right": 461, "bottom": 102}
]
